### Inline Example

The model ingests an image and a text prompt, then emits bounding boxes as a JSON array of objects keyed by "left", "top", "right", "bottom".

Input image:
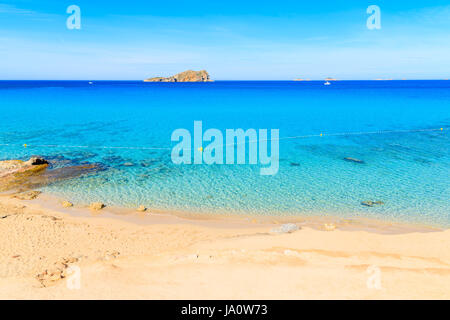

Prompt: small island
[{"left": 144, "top": 70, "right": 212, "bottom": 82}]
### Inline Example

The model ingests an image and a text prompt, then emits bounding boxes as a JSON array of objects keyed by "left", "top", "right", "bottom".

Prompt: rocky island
[{"left": 144, "top": 70, "right": 212, "bottom": 82}]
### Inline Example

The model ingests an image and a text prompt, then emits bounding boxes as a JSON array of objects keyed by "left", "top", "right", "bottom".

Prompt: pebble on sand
[
  {"left": 324, "top": 223, "right": 336, "bottom": 231},
  {"left": 270, "top": 223, "right": 300, "bottom": 234},
  {"left": 62, "top": 201, "right": 73, "bottom": 208},
  {"left": 89, "top": 202, "right": 105, "bottom": 211},
  {"left": 137, "top": 205, "right": 147, "bottom": 212}
]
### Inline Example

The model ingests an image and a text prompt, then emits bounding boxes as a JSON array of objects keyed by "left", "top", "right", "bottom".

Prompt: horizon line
[{"left": 1, "top": 79, "right": 449, "bottom": 82}]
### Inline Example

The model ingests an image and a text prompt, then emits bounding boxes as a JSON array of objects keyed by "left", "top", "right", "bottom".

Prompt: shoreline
[
  {"left": 0, "top": 191, "right": 449, "bottom": 299},
  {"left": 27, "top": 191, "right": 444, "bottom": 234}
]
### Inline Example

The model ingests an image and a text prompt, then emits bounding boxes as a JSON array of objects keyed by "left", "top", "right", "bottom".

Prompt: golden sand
[{"left": 0, "top": 194, "right": 449, "bottom": 299}]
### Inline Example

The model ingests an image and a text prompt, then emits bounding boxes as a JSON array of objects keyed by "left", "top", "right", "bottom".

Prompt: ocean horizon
[{"left": 1, "top": 80, "right": 449, "bottom": 227}]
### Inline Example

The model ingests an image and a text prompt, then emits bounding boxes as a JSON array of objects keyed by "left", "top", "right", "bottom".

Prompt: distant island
[{"left": 144, "top": 70, "right": 212, "bottom": 82}]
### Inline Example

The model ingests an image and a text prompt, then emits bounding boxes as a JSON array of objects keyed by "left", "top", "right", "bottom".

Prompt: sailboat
[{"left": 324, "top": 81, "right": 331, "bottom": 85}]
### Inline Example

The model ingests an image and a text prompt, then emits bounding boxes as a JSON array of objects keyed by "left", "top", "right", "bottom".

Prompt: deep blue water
[{"left": 0, "top": 80, "right": 449, "bottom": 226}]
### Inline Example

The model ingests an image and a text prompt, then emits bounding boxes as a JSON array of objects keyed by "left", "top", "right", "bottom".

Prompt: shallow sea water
[{"left": 0, "top": 80, "right": 449, "bottom": 226}]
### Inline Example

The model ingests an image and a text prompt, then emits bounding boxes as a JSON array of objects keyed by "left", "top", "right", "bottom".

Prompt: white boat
[
  {"left": 88, "top": 81, "right": 93, "bottom": 85},
  {"left": 324, "top": 81, "right": 331, "bottom": 85}
]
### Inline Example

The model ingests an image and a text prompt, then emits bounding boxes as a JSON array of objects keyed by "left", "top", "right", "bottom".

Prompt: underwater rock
[
  {"left": 63, "top": 151, "right": 97, "bottom": 162},
  {"left": 89, "top": 202, "right": 105, "bottom": 211},
  {"left": 123, "top": 162, "right": 134, "bottom": 167},
  {"left": 45, "top": 163, "right": 103, "bottom": 180},
  {"left": 344, "top": 157, "right": 365, "bottom": 164},
  {"left": 414, "top": 157, "right": 432, "bottom": 164},
  {"left": 361, "top": 201, "right": 384, "bottom": 207},
  {"left": 141, "top": 159, "right": 159, "bottom": 167},
  {"left": 102, "top": 155, "right": 126, "bottom": 164},
  {"left": 270, "top": 223, "right": 300, "bottom": 234}
]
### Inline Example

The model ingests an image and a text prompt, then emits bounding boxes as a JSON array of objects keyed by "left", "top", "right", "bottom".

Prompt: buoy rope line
[{"left": 0, "top": 127, "right": 446, "bottom": 151}]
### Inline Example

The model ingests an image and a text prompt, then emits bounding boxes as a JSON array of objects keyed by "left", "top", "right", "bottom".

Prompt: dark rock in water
[
  {"left": 43, "top": 163, "right": 104, "bottom": 181},
  {"left": 290, "top": 162, "right": 300, "bottom": 167},
  {"left": 361, "top": 201, "right": 384, "bottom": 207},
  {"left": 45, "top": 157, "right": 72, "bottom": 167},
  {"left": 344, "top": 157, "right": 365, "bottom": 164},
  {"left": 29, "top": 157, "right": 49, "bottom": 166}
]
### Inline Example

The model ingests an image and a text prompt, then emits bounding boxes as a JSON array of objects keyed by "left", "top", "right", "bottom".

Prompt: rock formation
[
  {"left": 0, "top": 157, "right": 49, "bottom": 192},
  {"left": 144, "top": 70, "right": 211, "bottom": 82},
  {"left": 0, "top": 157, "right": 103, "bottom": 193},
  {"left": 0, "top": 157, "right": 49, "bottom": 175}
]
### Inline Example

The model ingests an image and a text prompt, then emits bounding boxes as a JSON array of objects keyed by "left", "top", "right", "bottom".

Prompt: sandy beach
[
  {"left": 1, "top": 0, "right": 450, "bottom": 303},
  {"left": 0, "top": 193, "right": 449, "bottom": 300}
]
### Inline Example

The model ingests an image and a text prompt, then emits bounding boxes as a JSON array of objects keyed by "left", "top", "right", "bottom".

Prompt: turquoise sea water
[{"left": 0, "top": 81, "right": 449, "bottom": 226}]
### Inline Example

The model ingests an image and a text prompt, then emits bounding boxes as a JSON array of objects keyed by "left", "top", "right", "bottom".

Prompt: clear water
[{"left": 0, "top": 81, "right": 449, "bottom": 226}]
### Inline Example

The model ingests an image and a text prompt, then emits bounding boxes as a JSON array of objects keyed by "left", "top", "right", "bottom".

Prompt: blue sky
[{"left": 0, "top": 0, "right": 449, "bottom": 80}]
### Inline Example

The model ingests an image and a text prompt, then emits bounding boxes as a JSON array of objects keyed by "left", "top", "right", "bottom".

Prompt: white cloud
[{"left": 0, "top": 4, "right": 36, "bottom": 15}]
